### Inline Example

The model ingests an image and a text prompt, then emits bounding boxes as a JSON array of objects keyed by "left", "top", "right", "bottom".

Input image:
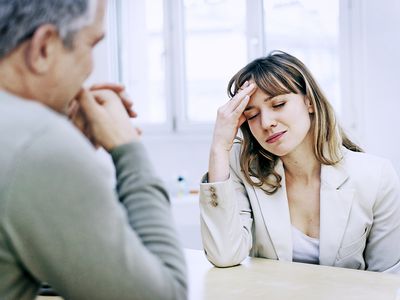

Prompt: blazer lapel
[
  {"left": 319, "top": 162, "right": 354, "bottom": 266},
  {"left": 252, "top": 160, "right": 293, "bottom": 261}
]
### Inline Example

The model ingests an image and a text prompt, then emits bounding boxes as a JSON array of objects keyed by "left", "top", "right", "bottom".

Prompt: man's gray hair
[{"left": 0, "top": 0, "right": 97, "bottom": 59}]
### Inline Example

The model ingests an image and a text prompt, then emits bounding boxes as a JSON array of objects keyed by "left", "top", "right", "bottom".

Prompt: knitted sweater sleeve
[{"left": 2, "top": 126, "right": 187, "bottom": 300}]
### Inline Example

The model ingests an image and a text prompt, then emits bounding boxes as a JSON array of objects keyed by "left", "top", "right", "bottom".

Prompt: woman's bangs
[
  {"left": 254, "top": 70, "right": 300, "bottom": 98},
  {"left": 234, "top": 73, "right": 253, "bottom": 95}
]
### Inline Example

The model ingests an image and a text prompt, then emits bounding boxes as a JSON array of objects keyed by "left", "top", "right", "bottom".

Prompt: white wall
[
  {"left": 360, "top": 0, "right": 400, "bottom": 173},
  {"left": 141, "top": 134, "right": 212, "bottom": 194}
]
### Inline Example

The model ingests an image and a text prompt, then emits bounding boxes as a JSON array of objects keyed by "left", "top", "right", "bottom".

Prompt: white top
[{"left": 291, "top": 226, "right": 320, "bottom": 264}]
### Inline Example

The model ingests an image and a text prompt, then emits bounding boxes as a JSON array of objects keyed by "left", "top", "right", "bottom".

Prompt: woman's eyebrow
[
  {"left": 244, "top": 96, "right": 274, "bottom": 112},
  {"left": 246, "top": 93, "right": 278, "bottom": 111}
]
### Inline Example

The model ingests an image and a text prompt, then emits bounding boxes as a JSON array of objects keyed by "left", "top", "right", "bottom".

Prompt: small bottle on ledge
[{"left": 177, "top": 175, "right": 188, "bottom": 198}]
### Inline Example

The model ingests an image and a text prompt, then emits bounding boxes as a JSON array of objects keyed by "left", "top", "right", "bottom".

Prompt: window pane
[
  {"left": 263, "top": 0, "right": 341, "bottom": 113},
  {"left": 119, "top": 1, "right": 166, "bottom": 124},
  {"left": 184, "top": 0, "right": 247, "bottom": 123}
]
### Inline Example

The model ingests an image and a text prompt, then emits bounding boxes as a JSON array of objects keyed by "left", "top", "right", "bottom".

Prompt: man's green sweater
[{"left": 0, "top": 91, "right": 187, "bottom": 299}]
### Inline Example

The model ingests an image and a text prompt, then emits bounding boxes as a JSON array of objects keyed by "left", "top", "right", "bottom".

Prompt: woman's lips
[{"left": 266, "top": 131, "right": 286, "bottom": 144}]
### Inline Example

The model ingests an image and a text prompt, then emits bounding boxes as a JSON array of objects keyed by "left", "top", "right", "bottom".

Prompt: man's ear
[{"left": 24, "top": 24, "right": 60, "bottom": 74}]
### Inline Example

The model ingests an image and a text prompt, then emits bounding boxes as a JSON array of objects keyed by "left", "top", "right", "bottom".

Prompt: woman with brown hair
[{"left": 200, "top": 51, "right": 400, "bottom": 272}]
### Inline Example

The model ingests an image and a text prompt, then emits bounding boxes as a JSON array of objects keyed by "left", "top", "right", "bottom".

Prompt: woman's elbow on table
[{"left": 203, "top": 246, "right": 247, "bottom": 268}]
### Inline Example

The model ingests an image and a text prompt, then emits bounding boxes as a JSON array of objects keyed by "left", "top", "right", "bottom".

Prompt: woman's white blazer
[{"left": 199, "top": 144, "right": 400, "bottom": 273}]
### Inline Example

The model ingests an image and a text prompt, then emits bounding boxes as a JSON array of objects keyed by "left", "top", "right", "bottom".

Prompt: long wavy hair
[{"left": 228, "top": 51, "right": 362, "bottom": 195}]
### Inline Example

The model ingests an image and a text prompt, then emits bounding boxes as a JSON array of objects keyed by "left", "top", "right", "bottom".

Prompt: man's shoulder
[
  {"left": 0, "top": 92, "right": 100, "bottom": 188},
  {"left": 0, "top": 92, "right": 93, "bottom": 155}
]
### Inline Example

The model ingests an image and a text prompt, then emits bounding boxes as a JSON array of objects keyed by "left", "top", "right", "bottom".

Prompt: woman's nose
[{"left": 260, "top": 112, "right": 277, "bottom": 129}]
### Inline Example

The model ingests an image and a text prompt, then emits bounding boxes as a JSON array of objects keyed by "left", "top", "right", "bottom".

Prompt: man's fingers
[
  {"left": 71, "top": 108, "right": 86, "bottom": 133},
  {"left": 66, "top": 100, "right": 79, "bottom": 119},
  {"left": 91, "top": 88, "right": 137, "bottom": 117},
  {"left": 128, "top": 109, "right": 138, "bottom": 118},
  {"left": 119, "top": 92, "right": 137, "bottom": 117},
  {"left": 88, "top": 84, "right": 138, "bottom": 118},
  {"left": 76, "top": 89, "right": 102, "bottom": 118},
  {"left": 120, "top": 92, "right": 133, "bottom": 105},
  {"left": 90, "top": 83, "right": 125, "bottom": 92}
]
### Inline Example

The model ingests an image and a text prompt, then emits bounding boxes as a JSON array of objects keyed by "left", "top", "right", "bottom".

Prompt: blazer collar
[
  {"left": 253, "top": 159, "right": 293, "bottom": 261},
  {"left": 253, "top": 154, "right": 354, "bottom": 264},
  {"left": 320, "top": 155, "right": 349, "bottom": 189},
  {"left": 319, "top": 155, "right": 354, "bottom": 266}
]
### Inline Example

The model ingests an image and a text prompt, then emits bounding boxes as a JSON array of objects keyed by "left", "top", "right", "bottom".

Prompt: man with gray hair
[{"left": 0, "top": 0, "right": 187, "bottom": 299}]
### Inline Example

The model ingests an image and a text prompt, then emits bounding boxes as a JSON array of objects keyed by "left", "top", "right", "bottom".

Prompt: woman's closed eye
[
  {"left": 246, "top": 113, "right": 258, "bottom": 121},
  {"left": 272, "top": 102, "right": 285, "bottom": 109}
]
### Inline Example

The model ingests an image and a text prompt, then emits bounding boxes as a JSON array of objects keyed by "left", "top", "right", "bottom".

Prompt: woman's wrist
[{"left": 208, "top": 148, "right": 230, "bottom": 182}]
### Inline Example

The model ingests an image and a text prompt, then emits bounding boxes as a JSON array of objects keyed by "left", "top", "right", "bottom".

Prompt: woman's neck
[{"left": 281, "top": 139, "right": 321, "bottom": 185}]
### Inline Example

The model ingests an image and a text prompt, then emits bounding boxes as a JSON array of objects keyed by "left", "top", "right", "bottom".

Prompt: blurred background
[{"left": 88, "top": 0, "right": 400, "bottom": 249}]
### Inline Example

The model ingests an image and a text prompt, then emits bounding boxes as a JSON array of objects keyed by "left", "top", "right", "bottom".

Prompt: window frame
[{"left": 108, "top": 0, "right": 355, "bottom": 137}]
